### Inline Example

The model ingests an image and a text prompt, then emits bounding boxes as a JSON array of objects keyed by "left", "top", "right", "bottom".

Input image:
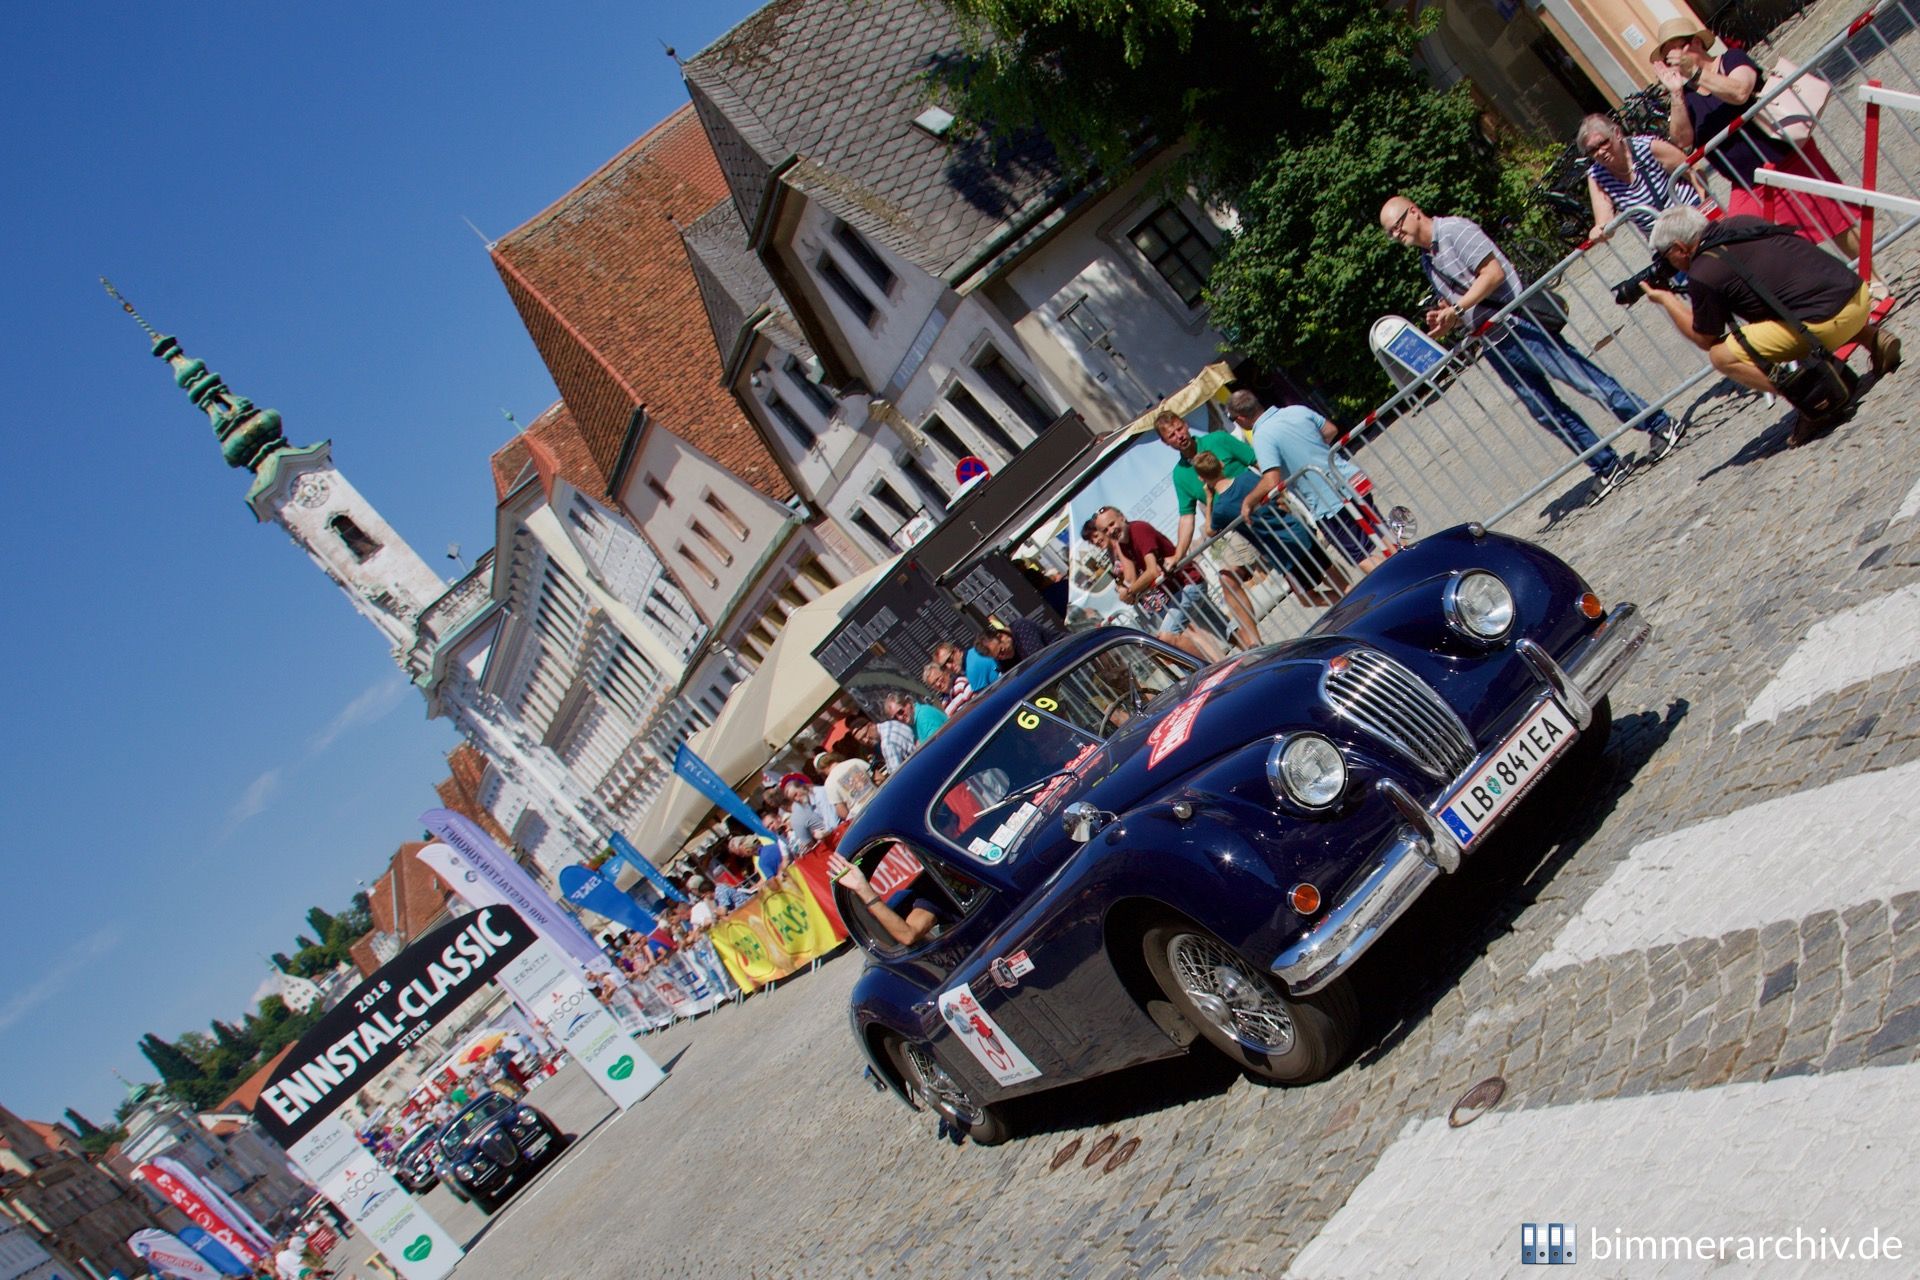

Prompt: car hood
[{"left": 1025, "top": 637, "right": 1357, "bottom": 839}]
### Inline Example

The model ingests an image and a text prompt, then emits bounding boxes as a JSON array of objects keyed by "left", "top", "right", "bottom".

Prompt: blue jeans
[{"left": 1484, "top": 317, "right": 1671, "bottom": 474}]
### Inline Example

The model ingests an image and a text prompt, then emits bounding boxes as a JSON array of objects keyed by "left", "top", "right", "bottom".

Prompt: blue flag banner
[
  {"left": 558, "top": 865, "right": 659, "bottom": 934},
  {"left": 177, "top": 1227, "right": 251, "bottom": 1278},
  {"left": 606, "top": 831, "right": 690, "bottom": 903},
  {"left": 672, "top": 743, "right": 779, "bottom": 842}
]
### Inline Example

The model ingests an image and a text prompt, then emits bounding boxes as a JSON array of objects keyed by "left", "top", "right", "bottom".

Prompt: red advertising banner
[{"left": 135, "top": 1164, "right": 261, "bottom": 1266}]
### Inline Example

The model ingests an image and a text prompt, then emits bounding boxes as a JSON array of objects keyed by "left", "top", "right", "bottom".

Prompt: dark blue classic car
[{"left": 833, "top": 525, "right": 1649, "bottom": 1144}]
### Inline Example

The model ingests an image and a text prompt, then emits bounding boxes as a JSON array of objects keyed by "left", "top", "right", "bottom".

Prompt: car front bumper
[{"left": 1271, "top": 604, "right": 1650, "bottom": 995}]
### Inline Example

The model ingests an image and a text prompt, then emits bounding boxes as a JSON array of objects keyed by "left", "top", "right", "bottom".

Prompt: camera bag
[{"left": 1705, "top": 247, "right": 1858, "bottom": 421}]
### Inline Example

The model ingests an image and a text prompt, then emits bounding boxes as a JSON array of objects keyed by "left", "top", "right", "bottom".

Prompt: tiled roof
[
  {"left": 683, "top": 0, "right": 1067, "bottom": 284},
  {"left": 441, "top": 744, "right": 512, "bottom": 846},
  {"left": 220, "top": 1044, "right": 297, "bottom": 1114},
  {"left": 490, "top": 436, "right": 533, "bottom": 502},
  {"left": 369, "top": 841, "right": 453, "bottom": 940},
  {"left": 521, "top": 402, "right": 605, "bottom": 503},
  {"left": 492, "top": 104, "right": 792, "bottom": 502},
  {"left": 681, "top": 200, "right": 817, "bottom": 382}
]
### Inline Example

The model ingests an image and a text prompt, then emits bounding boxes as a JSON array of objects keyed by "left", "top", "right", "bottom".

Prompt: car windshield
[
  {"left": 436, "top": 1097, "right": 508, "bottom": 1151},
  {"left": 931, "top": 638, "right": 1195, "bottom": 860},
  {"left": 398, "top": 1129, "right": 436, "bottom": 1160}
]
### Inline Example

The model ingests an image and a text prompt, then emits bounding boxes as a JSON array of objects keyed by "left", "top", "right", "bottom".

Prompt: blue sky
[{"left": 0, "top": 1, "right": 764, "bottom": 1128}]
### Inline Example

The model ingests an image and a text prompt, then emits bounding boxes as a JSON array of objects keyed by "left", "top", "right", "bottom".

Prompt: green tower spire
[{"left": 102, "top": 277, "right": 293, "bottom": 472}]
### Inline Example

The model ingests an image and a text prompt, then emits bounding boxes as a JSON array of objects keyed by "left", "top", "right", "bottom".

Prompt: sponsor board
[
  {"left": 497, "top": 938, "right": 663, "bottom": 1108},
  {"left": 298, "top": 1118, "right": 462, "bottom": 1280}
]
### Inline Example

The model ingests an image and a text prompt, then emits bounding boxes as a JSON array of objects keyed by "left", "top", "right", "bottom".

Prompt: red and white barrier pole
[{"left": 1861, "top": 78, "right": 1882, "bottom": 285}]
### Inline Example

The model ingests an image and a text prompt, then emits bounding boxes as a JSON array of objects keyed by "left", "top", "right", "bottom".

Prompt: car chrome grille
[
  {"left": 481, "top": 1132, "right": 519, "bottom": 1167},
  {"left": 1323, "top": 649, "right": 1474, "bottom": 779}
]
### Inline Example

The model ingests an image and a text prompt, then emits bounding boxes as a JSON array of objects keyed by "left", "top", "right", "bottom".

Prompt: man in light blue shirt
[{"left": 1230, "top": 390, "right": 1386, "bottom": 574}]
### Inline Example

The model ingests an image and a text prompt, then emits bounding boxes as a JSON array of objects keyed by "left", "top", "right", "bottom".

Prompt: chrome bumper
[{"left": 1272, "top": 604, "right": 1650, "bottom": 995}]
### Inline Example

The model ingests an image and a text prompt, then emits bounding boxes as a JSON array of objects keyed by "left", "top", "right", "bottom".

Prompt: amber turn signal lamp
[
  {"left": 1289, "top": 883, "right": 1322, "bottom": 914},
  {"left": 1578, "top": 592, "right": 1604, "bottom": 619}
]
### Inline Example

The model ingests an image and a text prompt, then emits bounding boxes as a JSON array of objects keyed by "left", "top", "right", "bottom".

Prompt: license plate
[
  {"left": 1437, "top": 700, "right": 1575, "bottom": 845},
  {"left": 526, "top": 1134, "right": 550, "bottom": 1155}
]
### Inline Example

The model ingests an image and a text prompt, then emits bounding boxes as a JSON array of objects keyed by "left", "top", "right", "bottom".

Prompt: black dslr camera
[{"left": 1612, "top": 255, "right": 1681, "bottom": 307}]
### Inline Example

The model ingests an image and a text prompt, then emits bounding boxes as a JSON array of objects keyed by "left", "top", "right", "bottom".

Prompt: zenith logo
[{"left": 1520, "top": 1222, "right": 1576, "bottom": 1265}]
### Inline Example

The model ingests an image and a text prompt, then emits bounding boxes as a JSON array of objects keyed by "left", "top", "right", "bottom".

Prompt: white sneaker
[
  {"left": 1588, "top": 462, "right": 1625, "bottom": 505},
  {"left": 1646, "top": 420, "right": 1681, "bottom": 461}
]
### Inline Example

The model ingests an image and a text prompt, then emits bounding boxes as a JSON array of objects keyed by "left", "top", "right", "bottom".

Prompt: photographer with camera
[
  {"left": 1641, "top": 206, "right": 1899, "bottom": 446},
  {"left": 1379, "top": 196, "right": 1679, "bottom": 495}
]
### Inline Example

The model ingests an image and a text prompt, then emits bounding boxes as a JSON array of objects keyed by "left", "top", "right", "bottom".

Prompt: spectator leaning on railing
[
  {"left": 1380, "top": 194, "right": 1681, "bottom": 489},
  {"left": 1579, "top": 114, "right": 1706, "bottom": 243},
  {"left": 1641, "top": 205, "right": 1900, "bottom": 444}
]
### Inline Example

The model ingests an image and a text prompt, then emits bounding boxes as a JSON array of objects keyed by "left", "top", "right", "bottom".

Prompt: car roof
[{"left": 845, "top": 626, "right": 1186, "bottom": 863}]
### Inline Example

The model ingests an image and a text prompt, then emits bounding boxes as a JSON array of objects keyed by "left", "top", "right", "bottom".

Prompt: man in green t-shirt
[{"left": 1155, "top": 409, "right": 1262, "bottom": 645}]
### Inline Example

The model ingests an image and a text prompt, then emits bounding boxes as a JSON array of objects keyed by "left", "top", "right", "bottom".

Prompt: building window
[
  {"left": 833, "top": 221, "right": 897, "bottom": 294},
  {"left": 765, "top": 392, "right": 817, "bottom": 451},
  {"left": 851, "top": 508, "right": 893, "bottom": 548},
  {"left": 868, "top": 480, "right": 916, "bottom": 524},
  {"left": 799, "top": 556, "right": 837, "bottom": 593},
  {"left": 946, "top": 384, "right": 1019, "bottom": 457},
  {"left": 676, "top": 543, "right": 719, "bottom": 589},
  {"left": 816, "top": 255, "right": 878, "bottom": 327},
  {"left": 702, "top": 491, "right": 749, "bottom": 539},
  {"left": 1128, "top": 203, "right": 1215, "bottom": 307},
  {"left": 974, "top": 348, "right": 1055, "bottom": 433},
  {"left": 898, "top": 455, "right": 949, "bottom": 511},
  {"left": 690, "top": 519, "right": 734, "bottom": 567},
  {"left": 644, "top": 475, "right": 674, "bottom": 507},
  {"left": 328, "top": 514, "right": 381, "bottom": 562},
  {"left": 786, "top": 354, "right": 836, "bottom": 416},
  {"left": 921, "top": 414, "right": 969, "bottom": 463}
]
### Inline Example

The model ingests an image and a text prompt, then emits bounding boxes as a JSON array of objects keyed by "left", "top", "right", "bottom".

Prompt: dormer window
[
  {"left": 817, "top": 255, "right": 878, "bottom": 327},
  {"left": 329, "top": 514, "right": 381, "bottom": 562},
  {"left": 833, "top": 221, "right": 896, "bottom": 295},
  {"left": 765, "top": 392, "right": 817, "bottom": 450}
]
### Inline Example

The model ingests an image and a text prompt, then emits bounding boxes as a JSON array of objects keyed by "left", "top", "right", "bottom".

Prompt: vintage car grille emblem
[
  {"left": 1323, "top": 649, "right": 1474, "bottom": 779},
  {"left": 481, "top": 1132, "right": 519, "bottom": 1167}
]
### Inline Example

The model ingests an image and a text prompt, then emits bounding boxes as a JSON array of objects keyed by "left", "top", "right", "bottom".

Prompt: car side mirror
[{"left": 1062, "top": 802, "right": 1113, "bottom": 843}]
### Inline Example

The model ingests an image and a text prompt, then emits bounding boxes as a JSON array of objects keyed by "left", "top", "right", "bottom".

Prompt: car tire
[
  {"left": 882, "top": 1034, "right": 1013, "bottom": 1146},
  {"left": 444, "top": 1179, "right": 469, "bottom": 1205},
  {"left": 1142, "top": 921, "right": 1356, "bottom": 1085},
  {"left": 470, "top": 1188, "right": 498, "bottom": 1215}
]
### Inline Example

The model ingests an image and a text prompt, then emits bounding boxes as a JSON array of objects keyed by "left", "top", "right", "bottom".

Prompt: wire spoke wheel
[
  {"left": 1165, "top": 932, "right": 1296, "bottom": 1056},
  {"left": 902, "top": 1041, "right": 985, "bottom": 1125}
]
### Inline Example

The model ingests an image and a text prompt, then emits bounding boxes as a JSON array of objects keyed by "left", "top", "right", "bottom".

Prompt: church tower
[{"left": 105, "top": 281, "right": 447, "bottom": 652}]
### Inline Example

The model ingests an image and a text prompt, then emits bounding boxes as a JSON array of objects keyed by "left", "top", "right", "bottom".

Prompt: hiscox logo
[{"left": 1520, "top": 1222, "right": 1576, "bottom": 1265}]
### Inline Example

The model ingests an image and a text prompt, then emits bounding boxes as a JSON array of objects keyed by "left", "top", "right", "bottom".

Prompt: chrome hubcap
[
  {"left": 1168, "top": 933, "right": 1296, "bottom": 1055},
  {"left": 903, "top": 1042, "right": 985, "bottom": 1125}
]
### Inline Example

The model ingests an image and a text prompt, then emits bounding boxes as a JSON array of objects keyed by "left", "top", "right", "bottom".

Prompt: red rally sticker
[{"left": 1146, "top": 662, "right": 1238, "bottom": 769}]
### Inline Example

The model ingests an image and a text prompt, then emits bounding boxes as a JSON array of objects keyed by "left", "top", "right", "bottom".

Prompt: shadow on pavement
[
  {"left": 1345, "top": 697, "right": 1691, "bottom": 1069},
  {"left": 996, "top": 1049, "right": 1243, "bottom": 1142}
]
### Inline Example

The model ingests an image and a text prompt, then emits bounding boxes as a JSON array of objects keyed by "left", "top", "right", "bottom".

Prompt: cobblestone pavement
[
  {"left": 390, "top": 20, "right": 1920, "bottom": 1280},
  {"left": 404, "top": 305, "right": 1920, "bottom": 1279}
]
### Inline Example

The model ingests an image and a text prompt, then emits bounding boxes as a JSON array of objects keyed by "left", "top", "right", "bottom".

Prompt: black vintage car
[
  {"left": 434, "top": 1092, "right": 568, "bottom": 1213},
  {"left": 392, "top": 1124, "right": 443, "bottom": 1194},
  {"left": 836, "top": 525, "right": 1650, "bottom": 1144}
]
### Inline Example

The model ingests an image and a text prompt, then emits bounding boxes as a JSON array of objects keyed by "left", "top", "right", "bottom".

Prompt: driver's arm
[{"left": 829, "top": 852, "right": 936, "bottom": 945}]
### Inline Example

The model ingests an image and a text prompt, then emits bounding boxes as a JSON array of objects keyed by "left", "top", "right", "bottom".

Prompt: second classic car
[
  {"left": 434, "top": 1092, "right": 568, "bottom": 1212},
  {"left": 835, "top": 524, "right": 1649, "bottom": 1144}
]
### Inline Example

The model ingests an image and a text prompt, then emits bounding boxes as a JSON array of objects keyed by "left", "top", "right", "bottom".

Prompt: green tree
[
  {"left": 306, "top": 906, "right": 337, "bottom": 942},
  {"left": 939, "top": 0, "right": 1533, "bottom": 414},
  {"left": 139, "top": 1034, "right": 202, "bottom": 1088},
  {"left": 64, "top": 1108, "right": 100, "bottom": 1138},
  {"left": 270, "top": 951, "right": 293, "bottom": 972},
  {"left": 212, "top": 1019, "right": 255, "bottom": 1056},
  {"left": 173, "top": 1030, "right": 215, "bottom": 1065}
]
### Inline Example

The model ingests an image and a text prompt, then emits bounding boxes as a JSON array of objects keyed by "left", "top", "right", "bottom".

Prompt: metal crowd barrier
[
  {"left": 1331, "top": 0, "right": 1920, "bottom": 535},
  {"left": 1097, "top": 0, "right": 1919, "bottom": 657}
]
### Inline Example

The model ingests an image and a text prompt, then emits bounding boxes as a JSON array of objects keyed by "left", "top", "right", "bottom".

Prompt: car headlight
[
  {"left": 1444, "top": 571, "right": 1514, "bottom": 641},
  {"left": 1268, "top": 734, "right": 1347, "bottom": 809},
  {"left": 454, "top": 1162, "right": 476, "bottom": 1179},
  {"left": 512, "top": 1109, "right": 540, "bottom": 1129}
]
